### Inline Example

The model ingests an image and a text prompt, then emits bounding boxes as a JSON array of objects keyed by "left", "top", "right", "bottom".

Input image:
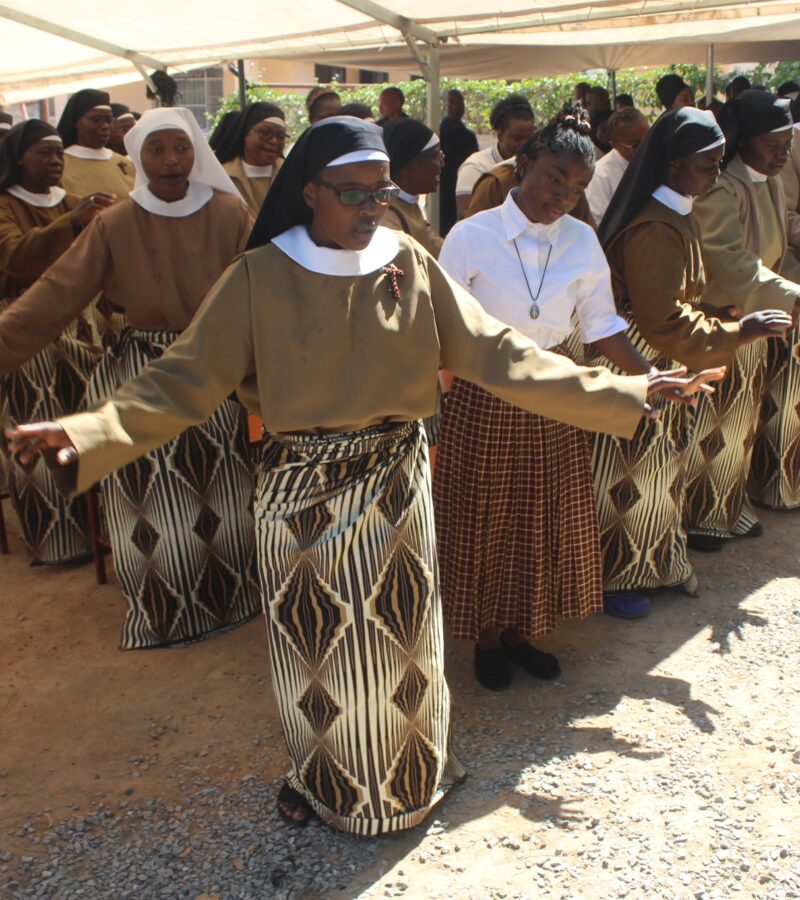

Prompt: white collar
[
  {"left": 397, "top": 189, "right": 419, "bottom": 205},
  {"left": 744, "top": 163, "right": 769, "bottom": 183},
  {"left": 500, "top": 189, "right": 564, "bottom": 241},
  {"left": 491, "top": 143, "right": 503, "bottom": 165},
  {"left": 652, "top": 184, "right": 694, "bottom": 215},
  {"left": 272, "top": 225, "right": 399, "bottom": 276},
  {"left": 242, "top": 161, "right": 274, "bottom": 178},
  {"left": 6, "top": 184, "right": 67, "bottom": 208},
  {"left": 129, "top": 181, "right": 214, "bottom": 217},
  {"left": 64, "top": 145, "right": 113, "bottom": 161},
  {"left": 794, "top": 122, "right": 800, "bottom": 133}
]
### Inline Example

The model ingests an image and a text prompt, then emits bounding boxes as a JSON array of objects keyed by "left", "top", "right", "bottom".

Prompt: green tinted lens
[
  {"left": 373, "top": 187, "right": 399, "bottom": 203},
  {"left": 338, "top": 189, "right": 369, "bottom": 206}
]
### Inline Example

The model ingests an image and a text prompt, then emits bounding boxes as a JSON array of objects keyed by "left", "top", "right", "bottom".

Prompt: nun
[
  {"left": 0, "top": 120, "right": 112, "bottom": 563},
  {"left": 214, "top": 102, "right": 287, "bottom": 215},
  {"left": 5, "top": 117, "right": 717, "bottom": 833},
  {"left": 109, "top": 103, "right": 136, "bottom": 156},
  {"left": 592, "top": 108, "right": 790, "bottom": 615},
  {"left": 381, "top": 118, "right": 443, "bottom": 257},
  {"left": 656, "top": 75, "right": 696, "bottom": 112},
  {"left": 0, "top": 107, "right": 259, "bottom": 650},
  {"left": 687, "top": 91, "right": 800, "bottom": 543},
  {"left": 57, "top": 89, "right": 135, "bottom": 197}
]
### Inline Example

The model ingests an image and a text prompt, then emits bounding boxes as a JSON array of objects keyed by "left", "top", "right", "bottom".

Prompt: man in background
[{"left": 439, "top": 89, "right": 479, "bottom": 236}]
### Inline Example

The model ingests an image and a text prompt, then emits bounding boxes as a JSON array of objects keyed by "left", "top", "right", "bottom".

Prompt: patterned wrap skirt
[
  {"left": 87, "top": 328, "right": 260, "bottom": 650},
  {"left": 0, "top": 304, "right": 100, "bottom": 564},
  {"left": 749, "top": 323, "right": 800, "bottom": 509},
  {"left": 587, "top": 324, "right": 697, "bottom": 595},
  {"left": 255, "top": 421, "right": 464, "bottom": 835},
  {"left": 433, "top": 359, "right": 603, "bottom": 643},
  {"left": 685, "top": 339, "right": 767, "bottom": 539}
]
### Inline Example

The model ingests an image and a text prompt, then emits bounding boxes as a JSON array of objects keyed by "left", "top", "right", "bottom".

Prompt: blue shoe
[{"left": 603, "top": 592, "right": 651, "bottom": 619}]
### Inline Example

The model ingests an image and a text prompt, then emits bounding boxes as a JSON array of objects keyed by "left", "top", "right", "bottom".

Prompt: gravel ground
[{"left": 1, "top": 508, "right": 799, "bottom": 899}]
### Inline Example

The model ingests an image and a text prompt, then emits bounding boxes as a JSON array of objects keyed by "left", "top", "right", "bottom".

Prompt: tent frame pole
[
  {"left": 706, "top": 43, "right": 715, "bottom": 105},
  {"left": 608, "top": 69, "right": 617, "bottom": 103},
  {"left": 237, "top": 58, "right": 248, "bottom": 108},
  {"left": 422, "top": 42, "right": 441, "bottom": 232}
]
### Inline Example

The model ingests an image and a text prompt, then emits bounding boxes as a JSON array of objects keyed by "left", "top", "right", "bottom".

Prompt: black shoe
[
  {"left": 687, "top": 533, "right": 726, "bottom": 552},
  {"left": 502, "top": 640, "right": 561, "bottom": 680},
  {"left": 474, "top": 645, "right": 513, "bottom": 691},
  {"left": 743, "top": 522, "right": 763, "bottom": 538}
]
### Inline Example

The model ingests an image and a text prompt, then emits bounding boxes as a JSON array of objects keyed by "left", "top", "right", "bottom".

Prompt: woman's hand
[
  {"left": 738, "top": 309, "right": 793, "bottom": 344},
  {"left": 69, "top": 192, "right": 117, "bottom": 230},
  {"left": 642, "top": 366, "right": 727, "bottom": 419},
  {"left": 5, "top": 423, "right": 77, "bottom": 466}
]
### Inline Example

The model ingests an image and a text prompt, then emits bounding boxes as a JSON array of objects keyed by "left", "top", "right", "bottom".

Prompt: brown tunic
[
  {"left": 465, "top": 161, "right": 597, "bottom": 229},
  {"left": 606, "top": 198, "right": 740, "bottom": 371},
  {"left": 61, "top": 152, "right": 135, "bottom": 198},
  {"left": 0, "top": 190, "right": 253, "bottom": 370},
  {"left": 0, "top": 192, "right": 79, "bottom": 299},
  {"left": 222, "top": 156, "right": 283, "bottom": 216},
  {"left": 51, "top": 233, "right": 648, "bottom": 495},
  {"left": 383, "top": 197, "right": 444, "bottom": 258}
]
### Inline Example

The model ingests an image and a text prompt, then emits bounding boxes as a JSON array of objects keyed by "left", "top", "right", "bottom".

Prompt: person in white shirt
[
  {"left": 433, "top": 104, "right": 722, "bottom": 691},
  {"left": 585, "top": 107, "right": 649, "bottom": 225},
  {"left": 454, "top": 93, "right": 534, "bottom": 220}
]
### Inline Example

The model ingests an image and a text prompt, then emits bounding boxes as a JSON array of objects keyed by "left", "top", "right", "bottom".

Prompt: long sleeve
[
  {"left": 55, "top": 257, "right": 256, "bottom": 496},
  {"left": 0, "top": 203, "right": 77, "bottom": 285},
  {"left": 780, "top": 141, "right": 800, "bottom": 254},
  {"left": 0, "top": 214, "right": 112, "bottom": 375},
  {"left": 621, "top": 222, "right": 740, "bottom": 371},
  {"left": 425, "top": 255, "right": 647, "bottom": 438},
  {"left": 693, "top": 179, "right": 800, "bottom": 314}
]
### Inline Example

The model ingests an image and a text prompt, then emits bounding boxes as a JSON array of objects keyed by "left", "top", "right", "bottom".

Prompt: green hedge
[{"left": 212, "top": 62, "right": 800, "bottom": 137}]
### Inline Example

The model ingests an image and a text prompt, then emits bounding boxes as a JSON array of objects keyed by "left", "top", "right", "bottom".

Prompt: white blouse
[
  {"left": 585, "top": 147, "right": 628, "bottom": 224},
  {"left": 439, "top": 189, "right": 626, "bottom": 350},
  {"left": 455, "top": 144, "right": 504, "bottom": 197}
]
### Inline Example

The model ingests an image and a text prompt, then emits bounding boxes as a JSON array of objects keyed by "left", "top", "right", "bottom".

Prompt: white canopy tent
[{"left": 2, "top": 1, "right": 800, "bottom": 106}]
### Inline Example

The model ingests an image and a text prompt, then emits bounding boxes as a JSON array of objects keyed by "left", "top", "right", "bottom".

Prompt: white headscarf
[{"left": 124, "top": 106, "right": 241, "bottom": 217}]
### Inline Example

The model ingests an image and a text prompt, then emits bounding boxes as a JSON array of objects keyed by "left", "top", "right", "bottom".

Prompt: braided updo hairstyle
[{"left": 514, "top": 102, "right": 595, "bottom": 180}]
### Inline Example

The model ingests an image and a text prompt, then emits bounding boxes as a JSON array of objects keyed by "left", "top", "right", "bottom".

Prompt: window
[
  {"left": 172, "top": 66, "right": 225, "bottom": 131},
  {"left": 359, "top": 69, "right": 389, "bottom": 84},
  {"left": 314, "top": 64, "right": 346, "bottom": 84}
]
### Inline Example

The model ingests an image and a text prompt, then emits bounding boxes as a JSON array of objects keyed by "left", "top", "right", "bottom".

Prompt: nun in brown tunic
[
  {"left": 0, "top": 120, "right": 108, "bottom": 563},
  {"left": 592, "top": 108, "right": 790, "bottom": 611},
  {"left": 688, "top": 92, "right": 800, "bottom": 544},
  {"left": 0, "top": 108, "right": 259, "bottom": 650},
  {"left": 5, "top": 117, "right": 704, "bottom": 836},
  {"left": 213, "top": 102, "right": 287, "bottom": 215}
]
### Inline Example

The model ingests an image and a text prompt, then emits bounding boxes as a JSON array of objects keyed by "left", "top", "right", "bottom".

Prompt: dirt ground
[{"left": 1, "top": 505, "right": 799, "bottom": 898}]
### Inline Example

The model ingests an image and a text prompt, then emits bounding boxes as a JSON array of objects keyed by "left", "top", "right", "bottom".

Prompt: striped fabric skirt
[
  {"left": 255, "top": 422, "right": 464, "bottom": 835},
  {"left": 433, "top": 369, "right": 603, "bottom": 643},
  {"left": 87, "top": 328, "right": 260, "bottom": 650},
  {"left": 749, "top": 323, "right": 800, "bottom": 509},
  {"left": 0, "top": 308, "right": 100, "bottom": 564},
  {"left": 588, "top": 329, "right": 697, "bottom": 595},
  {"left": 685, "top": 339, "right": 767, "bottom": 539}
]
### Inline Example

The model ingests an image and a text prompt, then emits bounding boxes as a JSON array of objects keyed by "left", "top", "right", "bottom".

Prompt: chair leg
[
  {"left": 86, "top": 487, "right": 107, "bottom": 585},
  {"left": 0, "top": 493, "right": 9, "bottom": 555}
]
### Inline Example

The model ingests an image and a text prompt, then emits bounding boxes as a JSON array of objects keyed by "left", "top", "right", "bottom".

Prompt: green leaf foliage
[{"left": 210, "top": 62, "right": 797, "bottom": 136}]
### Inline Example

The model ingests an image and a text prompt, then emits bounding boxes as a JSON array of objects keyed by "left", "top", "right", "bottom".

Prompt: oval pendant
[{"left": 529, "top": 303, "right": 540, "bottom": 320}]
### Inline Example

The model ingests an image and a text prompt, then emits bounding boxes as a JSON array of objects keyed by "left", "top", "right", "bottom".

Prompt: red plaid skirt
[{"left": 433, "top": 378, "right": 603, "bottom": 641}]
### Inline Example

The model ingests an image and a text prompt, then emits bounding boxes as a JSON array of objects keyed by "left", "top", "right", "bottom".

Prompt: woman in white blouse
[{"left": 434, "top": 105, "right": 716, "bottom": 691}]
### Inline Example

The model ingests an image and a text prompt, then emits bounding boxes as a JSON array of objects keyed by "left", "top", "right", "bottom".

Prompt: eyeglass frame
[{"left": 313, "top": 176, "right": 400, "bottom": 206}]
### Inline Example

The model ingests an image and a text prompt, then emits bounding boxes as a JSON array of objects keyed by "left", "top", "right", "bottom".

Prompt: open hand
[
  {"left": 739, "top": 310, "right": 793, "bottom": 344},
  {"left": 5, "top": 423, "right": 77, "bottom": 466},
  {"left": 642, "top": 366, "right": 727, "bottom": 419}
]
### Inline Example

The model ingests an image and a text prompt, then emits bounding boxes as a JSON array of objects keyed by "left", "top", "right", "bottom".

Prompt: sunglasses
[{"left": 314, "top": 176, "right": 399, "bottom": 206}]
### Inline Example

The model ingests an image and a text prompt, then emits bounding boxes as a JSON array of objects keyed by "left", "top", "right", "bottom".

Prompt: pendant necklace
[{"left": 512, "top": 237, "right": 552, "bottom": 320}]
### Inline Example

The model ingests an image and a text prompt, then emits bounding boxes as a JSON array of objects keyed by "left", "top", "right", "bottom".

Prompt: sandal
[
  {"left": 277, "top": 781, "right": 316, "bottom": 827},
  {"left": 474, "top": 645, "right": 512, "bottom": 691},
  {"left": 501, "top": 639, "right": 561, "bottom": 680}
]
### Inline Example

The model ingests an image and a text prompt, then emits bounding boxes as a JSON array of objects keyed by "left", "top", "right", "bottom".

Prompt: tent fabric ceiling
[{"left": 1, "top": 1, "right": 799, "bottom": 104}]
